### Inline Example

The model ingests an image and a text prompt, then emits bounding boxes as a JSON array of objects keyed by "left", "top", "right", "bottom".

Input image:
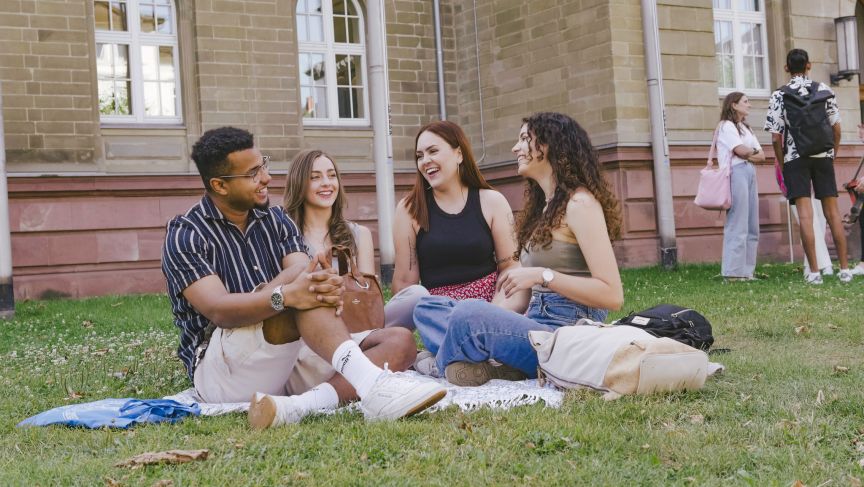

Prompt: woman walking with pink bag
[{"left": 717, "top": 92, "right": 765, "bottom": 281}]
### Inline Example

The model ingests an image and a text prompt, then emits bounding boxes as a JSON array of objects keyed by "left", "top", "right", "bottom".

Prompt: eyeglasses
[{"left": 217, "top": 156, "right": 271, "bottom": 183}]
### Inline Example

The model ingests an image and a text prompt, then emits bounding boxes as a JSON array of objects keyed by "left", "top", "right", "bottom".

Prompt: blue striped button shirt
[{"left": 161, "top": 195, "right": 307, "bottom": 381}]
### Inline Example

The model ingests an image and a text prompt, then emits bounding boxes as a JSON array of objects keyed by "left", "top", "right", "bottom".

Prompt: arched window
[
  {"left": 93, "top": 0, "right": 182, "bottom": 123},
  {"left": 713, "top": 0, "right": 769, "bottom": 96},
  {"left": 297, "top": 0, "right": 369, "bottom": 126}
]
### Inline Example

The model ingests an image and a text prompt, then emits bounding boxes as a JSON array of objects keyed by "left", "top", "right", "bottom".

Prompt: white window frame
[
  {"left": 713, "top": 0, "right": 771, "bottom": 98},
  {"left": 297, "top": 0, "right": 370, "bottom": 127},
  {"left": 94, "top": 0, "right": 183, "bottom": 124}
]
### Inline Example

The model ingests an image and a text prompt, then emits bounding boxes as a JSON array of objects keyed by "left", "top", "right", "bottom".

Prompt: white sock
[
  {"left": 293, "top": 383, "right": 339, "bottom": 413},
  {"left": 330, "top": 340, "right": 383, "bottom": 398}
]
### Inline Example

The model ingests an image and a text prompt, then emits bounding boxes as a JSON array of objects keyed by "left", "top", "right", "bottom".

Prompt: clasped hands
[{"left": 284, "top": 250, "right": 345, "bottom": 314}]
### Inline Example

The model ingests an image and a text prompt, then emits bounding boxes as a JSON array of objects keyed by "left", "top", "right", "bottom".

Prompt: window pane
[
  {"left": 337, "top": 87, "right": 351, "bottom": 118},
  {"left": 736, "top": 0, "right": 759, "bottom": 11},
  {"left": 295, "top": 0, "right": 307, "bottom": 13},
  {"left": 309, "top": 15, "right": 323, "bottom": 42},
  {"left": 713, "top": 0, "right": 731, "bottom": 9},
  {"left": 336, "top": 54, "right": 349, "bottom": 84},
  {"left": 351, "top": 87, "right": 363, "bottom": 118},
  {"left": 301, "top": 87, "right": 327, "bottom": 119},
  {"left": 96, "top": 43, "right": 114, "bottom": 77},
  {"left": 300, "top": 53, "right": 326, "bottom": 84},
  {"left": 347, "top": 18, "right": 359, "bottom": 44},
  {"left": 159, "top": 46, "right": 175, "bottom": 81},
  {"left": 114, "top": 44, "right": 129, "bottom": 77},
  {"left": 297, "top": 14, "right": 308, "bottom": 41},
  {"left": 350, "top": 55, "right": 362, "bottom": 85},
  {"left": 308, "top": 0, "right": 321, "bottom": 13},
  {"left": 347, "top": 0, "right": 357, "bottom": 16},
  {"left": 155, "top": 5, "right": 172, "bottom": 33},
  {"left": 111, "top": 1, "right": 127, "bottom": 31},
  {"left": 95, "top": 1, "right": 110, "bottom": 30},
  {"left": 160, "top": 83, "right": 176, "bottom": 116},
  {"left": 98, "top": 80, "right": 115, "bottom": 114},
  {"left": 333, "top": 0, "right": 346, "bottom": 15},
  {"left": 141, "top": 45, "right": 157, "bottom": 80},
  {"left": 144, "top": 81, "right": 160, "bottom": 116},
  {"left": 334, "top": 16, "right": 346, "bottom": 43},
  {"left": 140, "top": 4, "right": 155, "bottom": 32}
]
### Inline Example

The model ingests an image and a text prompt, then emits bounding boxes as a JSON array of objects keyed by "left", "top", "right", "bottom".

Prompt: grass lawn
[{"left": 0, "top": 263, "right": 862, "bottom": 485}]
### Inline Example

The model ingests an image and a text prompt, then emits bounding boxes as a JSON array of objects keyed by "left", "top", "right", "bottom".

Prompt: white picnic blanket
[
  {"left": 164, "top": 363, "right": 724, "bottom": 417},
  {"left": 164, "top": 371, "right": 564, "bottom": 417}
]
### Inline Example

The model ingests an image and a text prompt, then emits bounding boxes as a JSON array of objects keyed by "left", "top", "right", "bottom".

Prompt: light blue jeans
[
  {"left": 721, "top": 162, "right": 759, "bottom": 278},
  {"left": 413, "top": 291, "right": 608, "bottom": 377}
]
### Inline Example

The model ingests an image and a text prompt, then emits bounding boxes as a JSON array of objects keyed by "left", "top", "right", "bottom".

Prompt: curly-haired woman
[{"left": 413, "top": 112, "right": 624, "bottom": 386}]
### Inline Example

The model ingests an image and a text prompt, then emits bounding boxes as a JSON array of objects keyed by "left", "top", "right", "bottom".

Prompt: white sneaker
[
  {"left": 413, "top": 350, "right": 440, "bottom": 377},
  {"left": 820, "top": 266, "right": 834, "bottom": 276},
  {"left": 850, "top": 264, "right": 864, "bottom": 276},
  {"left": 248, "top": 392, "right": 305, "bottom": 430},
  {"left": 805, "top": 272, "right": 823, "bottom": 285},
  {"left": 838, "top": 268, "right": 853, "bottom": 283},
  {"left": 360, "top": 367, "right": 446, "bottom": 422}
]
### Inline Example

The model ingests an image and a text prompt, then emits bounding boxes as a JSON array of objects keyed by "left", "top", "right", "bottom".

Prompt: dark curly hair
[
  {"left": 283, "top": 149, "right": 356, "bottom": 253},
  {"left": 190, "top": 127, "right": 254, "bottom": 191},
  {"left": 514, "top": 112, "right": 621, "bottom": 259}
]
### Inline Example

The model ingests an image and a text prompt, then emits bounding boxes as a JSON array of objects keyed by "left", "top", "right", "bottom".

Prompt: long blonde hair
[{"left": 283, "top": 149, "right": 356, "bottom": 252}]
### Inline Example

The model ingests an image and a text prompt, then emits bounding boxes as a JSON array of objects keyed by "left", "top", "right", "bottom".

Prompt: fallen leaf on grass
[
  {"left": 816, "top": 390, "right": 825, "bottom": 405},
  {"left": 859, "top": 457, "right": 864, "bottom": 469},
  {"left": 92, "top": 349, "right": 109, "bottom": 356},
  {"left": 827, "top": 324, "right": 839, "bottom": 331},
  {"left": 104, "top": 477, "right": 122, "bottom": 487},
  {"left": 152, "top": 481, "right": 173, "bottom": 487},
  {"left": 850, "top": 475, "right": 862, "bottom": 487},
  {"left": 795, "top": 326, "right": 810, "bottom": 336},
  {"left": 641, "top": 444, "right": 650, "bottom": 450},
  {"left": 115, "top": 449, "right": 209, "bottom": 469},
  {"left": 65, "top": 391, "right": 85, "bottom": 401},
  {"left": 834, "top": 366, "right": 850, "bottom": 374},
  {"left": 791, "top": 481, "right": 805, "bottom": 487},
  {"left": 82, "top": 320, "right": 93, "bottom": 328},
  {"left": 689, "top": 414, "right": 704, "bottom": 424}
]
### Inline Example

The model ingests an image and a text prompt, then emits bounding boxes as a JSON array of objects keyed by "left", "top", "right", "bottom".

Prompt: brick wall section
[
  {"left": 0, "top": 0, "right": 97, "bottom": 166},
  {"left": 193, "top": 0, "right": 301, "bottom": 164},
  {"left": 657, "top": 0, "right": 719, "bottom": 143},
  {"left": 609, "top": 0, "right": 651, "bottom": 145},
  {"left": 385, "top": 0, "right": 456, "bottom": 170},
  {"left": 449, "top": 0, "right": 618, "bottom": 164}
]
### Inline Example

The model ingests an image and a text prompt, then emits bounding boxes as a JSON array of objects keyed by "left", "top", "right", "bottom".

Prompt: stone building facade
[{"left": 2, "top": 0, "right": 863, "bottom": 299}]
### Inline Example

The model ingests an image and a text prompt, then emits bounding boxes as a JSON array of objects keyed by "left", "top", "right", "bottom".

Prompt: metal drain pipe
[{"left": 433, "top": 0, "right": 447, "bottom": 119}]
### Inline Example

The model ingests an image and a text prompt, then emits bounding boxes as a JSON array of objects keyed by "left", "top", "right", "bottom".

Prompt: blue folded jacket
[{"left": 17, "top": 398, "right": 201, "bottom": 429}]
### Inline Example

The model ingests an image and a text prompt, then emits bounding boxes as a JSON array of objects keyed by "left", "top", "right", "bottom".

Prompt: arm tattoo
[{"left": 408, "top": 239, "right": 418, "bottom": 271}]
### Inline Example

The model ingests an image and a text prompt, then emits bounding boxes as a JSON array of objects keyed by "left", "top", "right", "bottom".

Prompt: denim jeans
[
  {"left": 721, "top": 162, "right": 759, "bottom": 278},
  {"left": 413, "top": 291, "right": 608, "bottom": 377}
]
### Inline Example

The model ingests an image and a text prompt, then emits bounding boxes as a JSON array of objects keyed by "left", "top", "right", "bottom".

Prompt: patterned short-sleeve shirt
[
  {"left": 161, "top": 195, "right": 307, "bottom": 380},
  {"left": 764, "top": 75, "right": 840, "bottom": 163}
]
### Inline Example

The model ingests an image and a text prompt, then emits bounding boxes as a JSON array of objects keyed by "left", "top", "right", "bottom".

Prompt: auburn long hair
[
  {"left": 403, "top": 120, "right": 493, "bottom": 231},
  {"left": 283, "top": 149, "right": 356, "bottom": 252},
  {"left": 514, "top": 112, "right": 621, "bottom": 259},
  {"left": 719, "top": 91, "right": 749, "bottom": 136}
]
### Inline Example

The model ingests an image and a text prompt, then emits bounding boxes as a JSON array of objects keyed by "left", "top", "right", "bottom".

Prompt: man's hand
[{"left": 282, "top": 252, "right": 345, "bottom": 313}]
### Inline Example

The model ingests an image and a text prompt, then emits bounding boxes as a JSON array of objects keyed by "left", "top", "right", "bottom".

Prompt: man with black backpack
[{"left": 765, "top": 48, "right": 852, "bottom": 284}]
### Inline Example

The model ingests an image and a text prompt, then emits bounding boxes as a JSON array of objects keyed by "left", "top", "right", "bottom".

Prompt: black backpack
[
  {"left": 780, "top": 81, "right": 834, "bottom": 157},
  {"left": 613, "top": 304, "right": 714, "bottom": 351}
]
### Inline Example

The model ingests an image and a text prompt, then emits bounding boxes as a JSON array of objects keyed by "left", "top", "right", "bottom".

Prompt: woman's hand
[{"left": 496, "top": 266, "right": 543, "bottom": 298}]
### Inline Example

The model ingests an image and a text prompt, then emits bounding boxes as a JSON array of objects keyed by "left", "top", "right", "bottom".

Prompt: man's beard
[{"left": 254, "top": 198, "right": 270, "bottom": 211}]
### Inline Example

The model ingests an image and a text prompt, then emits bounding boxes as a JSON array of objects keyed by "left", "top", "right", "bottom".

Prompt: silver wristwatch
[
  {"left": 541, "top": 268, "right": 555, "bottom": 288},
  {"left": 270, "top": 284, "right": 285, "bottom": 311}
]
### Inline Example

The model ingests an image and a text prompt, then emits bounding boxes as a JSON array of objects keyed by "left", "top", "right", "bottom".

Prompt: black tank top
[{"left": 416, "top": 188, "right": 497, "bottom": 288}]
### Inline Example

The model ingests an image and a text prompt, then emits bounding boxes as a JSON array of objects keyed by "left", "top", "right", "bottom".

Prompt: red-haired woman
[{"left": 392, "top": 121, "right": 519, "bottom": 357}]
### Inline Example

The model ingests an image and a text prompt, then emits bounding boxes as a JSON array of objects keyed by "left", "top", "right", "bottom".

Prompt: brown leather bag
[{"left": 332, "top": 245, "right": 385, "bottom": 333}]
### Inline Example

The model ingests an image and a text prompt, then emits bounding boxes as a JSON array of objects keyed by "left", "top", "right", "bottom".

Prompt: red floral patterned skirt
[{"left": 428, "top": 272, "right": 497, "bottom": 302}]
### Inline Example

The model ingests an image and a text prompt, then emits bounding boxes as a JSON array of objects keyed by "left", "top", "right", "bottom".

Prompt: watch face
[
  {"left": 543, "top": 269, "right": 554, "bottom": 283},
  {"left": 271, "top": 286, "right": 284, "bottom": 310}
]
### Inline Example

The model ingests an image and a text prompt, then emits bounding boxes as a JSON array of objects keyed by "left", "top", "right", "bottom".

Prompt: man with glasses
[{"left": 162, "top": 127, "right": 445, "bottom": 428}]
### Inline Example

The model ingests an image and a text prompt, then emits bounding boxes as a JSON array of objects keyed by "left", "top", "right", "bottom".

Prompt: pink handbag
[{"left": 694, "top": 126, "right": 731, "bottom": 211}]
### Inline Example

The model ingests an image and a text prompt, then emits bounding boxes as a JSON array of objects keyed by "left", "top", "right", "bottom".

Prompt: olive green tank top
[{"left": 522, "top": 239, "right": 590, "bottom": 291}]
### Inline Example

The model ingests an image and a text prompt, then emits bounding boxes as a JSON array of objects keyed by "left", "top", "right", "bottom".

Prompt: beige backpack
[{"left": 529, "top": 320, "right": 708, "bottom": 400}]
